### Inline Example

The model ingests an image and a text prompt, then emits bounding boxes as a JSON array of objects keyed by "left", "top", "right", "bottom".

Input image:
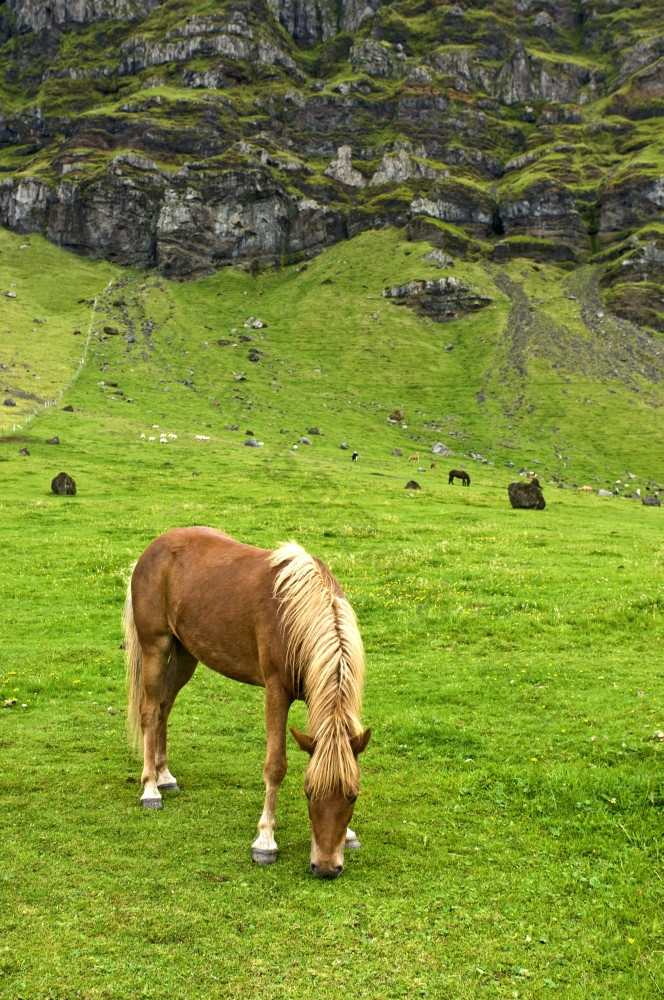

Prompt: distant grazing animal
[
  {"left": 408, "top": 454, "right": 419, "bottom": 463},
  {"left": 579, "top": 485, "right": 594, "bottom": 492},
  {"left": 430, "top": 462, "right": 436, "bottom": 470},
  {"left": 352, "top": 451, "right": 358, "bottom": 461},
  {"left": 124, "top": 527, "right": 370, "bottom": 879},
  {"left": 528, "top": 473, "right": 541, "bottom": 488},
  {"left": 448, "top": 469, "right": 470, "bottom": 486}
]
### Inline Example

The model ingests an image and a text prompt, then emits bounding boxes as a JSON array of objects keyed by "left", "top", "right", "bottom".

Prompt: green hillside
[{"left": 2, "top": 226, "right": 663, "bottom": 490}]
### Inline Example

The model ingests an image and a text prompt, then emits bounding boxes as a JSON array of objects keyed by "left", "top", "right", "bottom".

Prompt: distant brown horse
[
  {"left": 448, "top": 469, "right": 470, "bottom": 486},
  {"left": 124, "top": 527, "right": 370, "bottom": 879}
]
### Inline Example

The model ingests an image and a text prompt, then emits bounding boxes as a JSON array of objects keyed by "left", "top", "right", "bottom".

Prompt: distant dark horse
[{"left": 448, "top": 469, "right": 470, "bottom": 486}]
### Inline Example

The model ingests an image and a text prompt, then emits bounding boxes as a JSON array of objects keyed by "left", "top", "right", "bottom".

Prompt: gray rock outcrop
[{"left": 383, "top": 277, "right": 492, "bottom": 322}]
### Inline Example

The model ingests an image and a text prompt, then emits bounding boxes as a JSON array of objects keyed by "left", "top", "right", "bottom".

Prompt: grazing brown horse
[
  {"left": 448, "top": 469, "right": 470, "bottom": 486},
  {"left": 124, "top": 527, "right": 370, "bottom": 878}
]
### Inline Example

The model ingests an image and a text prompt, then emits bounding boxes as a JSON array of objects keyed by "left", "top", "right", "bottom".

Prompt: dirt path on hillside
[{"left": 482, "top": 267, "right": 664, "bottom": 424}]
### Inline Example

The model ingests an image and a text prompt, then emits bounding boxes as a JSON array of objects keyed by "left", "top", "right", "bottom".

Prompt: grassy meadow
[{"left": 1, "top": 226, "right": 664, "bottom": 999}]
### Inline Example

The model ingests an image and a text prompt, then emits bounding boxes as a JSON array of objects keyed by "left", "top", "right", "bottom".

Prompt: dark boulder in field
[
  {"left": 3, "top": 398, "right": 16, "bottom": 406},
  {"left": 405, "top": 480, "right": 421, "bottom": 490},
  {"left": 508, "top": 480, "right": 545, "bottom": 509},
  {"left": 51, "top": 472, "right": 76, "bottom": 495},
  {"left": 642, "top": 494, "right": 661, "bottom": 507},
  {"left": 46, "top": 436, "right": 60, "bottom": 445}
]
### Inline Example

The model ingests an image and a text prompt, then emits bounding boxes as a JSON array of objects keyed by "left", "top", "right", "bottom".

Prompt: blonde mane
[{"left": 270, "top": 542, "right": 365, "bottom": 800}]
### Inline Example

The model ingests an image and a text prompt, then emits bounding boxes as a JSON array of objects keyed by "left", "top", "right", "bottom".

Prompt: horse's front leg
[
  {"left": 345, "top": 828, "right": 361, "bottom": 850},
  {"left": 252, "top": 679, "right": 293, "bottom": 865}
]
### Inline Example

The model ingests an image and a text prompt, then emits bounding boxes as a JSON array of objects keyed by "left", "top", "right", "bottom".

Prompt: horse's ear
[
  {"left": 290, "top": 726, "right": 316, "bottom": 755},
  {"left": 350, "top": 727, "right": 371, "bottom": 757}
]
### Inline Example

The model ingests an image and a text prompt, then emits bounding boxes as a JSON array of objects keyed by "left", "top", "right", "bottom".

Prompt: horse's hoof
[
  {"left": 141, "top": 797, "right": 163, "bottom": 810},
  {"left": 157, "top": 782, "right": 180, "bottom": 793},
  {"left": 251, "top": 848, "right": 278, "bottom": 865},
  {"left": 346, "top": 836, "right": 361, "bottom": 850}
]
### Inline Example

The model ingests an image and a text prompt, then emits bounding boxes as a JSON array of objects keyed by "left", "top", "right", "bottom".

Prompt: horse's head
[{"left": 291, "top": 726, "right": 371, "bottom": 878}]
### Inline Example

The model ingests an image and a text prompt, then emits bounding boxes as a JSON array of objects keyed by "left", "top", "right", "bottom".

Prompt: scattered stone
[
  {"left": 405, "top": 480, "right": 421, "bottom": 490},
  {"left": 244, "top": 437, "right": 262, "bottom": 447},
  {"left": 299, "top": 436, "right": 312, "bottom": 445},
  {"left": 431, "top": 441, "right": 452, "bottom": 457},
  {"left": 45, "top": 436, "right": 60, "bottom": 445},
  {"left": 245, "top": 429, "right": 254, "bottom": 435},
  {"left": 421, "top": 250, "right": 455, "bottom": 268},
  {"left": 3, "top": 398, "right": 16, "bottom": 406},
  {"left": 51, "top": 471, "right": 76, "bottom": 495},
  {"left": 444, "top": 343, "right": 454, "bottom": 350},
  {"left": 18, "top": 447, "right": 29, "bottom": 455},
  {"left": 508, "top": 480, "right": 545, "bottom": 509},
  {"left": 307, "top": 427, "right": 321, "bottom": 435},
  {"left": 392, "top": 448, "right": 403, "bottom": 457},
  {"left": 340, "top": 443, "right": 349, "bottom": 450},
  {"left": 642, "top": 494, "right": 660, "bottom": 507},
  {"left": 62, "top": 404, "right": 74, "bottom": 412},
  {"left": 103, "top": 326, "right": 120, "bottom": 336},
  {"left": 598, "top": 489, "right": 613, "bottom": 497}
]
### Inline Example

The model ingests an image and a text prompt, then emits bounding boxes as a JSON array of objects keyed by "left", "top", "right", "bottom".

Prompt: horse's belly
[
  {"left": 175, "top": 624, "right": 266, "bottom": 688},
  {"left": 200, "top": 651, "right": 265, "bottom": 687}
]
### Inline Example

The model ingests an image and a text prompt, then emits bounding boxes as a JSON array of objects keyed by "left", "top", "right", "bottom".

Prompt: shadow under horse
[{"left": 124, "top": 526, "right": 371, "bottom": 879}]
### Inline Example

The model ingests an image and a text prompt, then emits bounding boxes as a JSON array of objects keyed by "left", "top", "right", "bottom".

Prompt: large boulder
[
  {"left": 508, "top": 480, "right": 545, "bottom": 509},
  {"left": 51, "top": 471, "right": 76, "bottom": 495}
]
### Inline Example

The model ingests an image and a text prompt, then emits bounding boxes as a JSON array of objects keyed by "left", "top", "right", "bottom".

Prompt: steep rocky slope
[{"left": 0, "top": 0, "right": 663, "bottom": 329}]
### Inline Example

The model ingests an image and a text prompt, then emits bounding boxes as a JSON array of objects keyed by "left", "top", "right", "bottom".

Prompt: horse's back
[{"left": 131, "top": 527, "right": 278, "bottom": 684}]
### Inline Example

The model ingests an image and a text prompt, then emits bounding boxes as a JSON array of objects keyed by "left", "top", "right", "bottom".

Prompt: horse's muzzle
[{"left": 311, "top": 863, "right": 343, "bottom": 879}]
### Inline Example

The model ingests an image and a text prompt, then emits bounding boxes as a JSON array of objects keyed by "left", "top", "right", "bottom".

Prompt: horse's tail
[{"left": 123, "top": 574, "right": 143, "bottom": 755}]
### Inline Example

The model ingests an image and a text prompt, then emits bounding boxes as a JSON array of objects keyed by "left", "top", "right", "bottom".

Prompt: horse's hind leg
[
  {"left": 139, "top": 635, "right": 174, "bottom": 809},
  {"left": 155, "top": 641, "right": 198, "bottom": 793}
]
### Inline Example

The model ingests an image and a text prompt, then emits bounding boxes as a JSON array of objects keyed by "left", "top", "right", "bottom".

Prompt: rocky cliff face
[{"left": 0, "top": 0, "right": 663, "bottom": 327}]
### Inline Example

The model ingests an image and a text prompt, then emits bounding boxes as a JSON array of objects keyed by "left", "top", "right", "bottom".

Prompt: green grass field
[{"left": 1, "top": 226, "right": 663, "bottom": 999}]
